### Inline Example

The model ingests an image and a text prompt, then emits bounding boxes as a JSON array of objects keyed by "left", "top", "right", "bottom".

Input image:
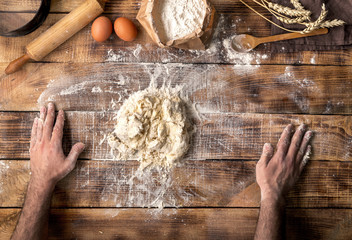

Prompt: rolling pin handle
[{"left": 5, "top": 54, "right": 31, "bottom": 75}]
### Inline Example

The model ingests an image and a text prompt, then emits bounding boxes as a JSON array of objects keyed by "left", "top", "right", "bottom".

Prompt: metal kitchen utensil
[{"left": 0, "top": 0, "right": 51, "bottom": 37}]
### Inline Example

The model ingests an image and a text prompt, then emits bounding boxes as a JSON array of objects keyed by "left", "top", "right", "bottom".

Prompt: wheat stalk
[
  {"left": 290, "top": 0, "right": 304, "bottom": 10},
  {"left": 265, "top": 1, "right": 310, "bottom": 17},
  {"left": 238, "top": 0, "right": 301, "bottom": 33},
  {"left": 302, "top": 4, "right": 327, "bottom": 33},
  {"left": 275, "top": 15, "right": 309, "bottom": 24},
  {"left": 320, "top": 19, "right": 346, "bottom": 28},
  {"left": 258, "top": 0, "right": 309, "bottom": 21},
  {"left": 258, "top": 0, "right": 310, "bottom": 25},
  {"left": 240, "top": 0, "right": 345, "bottom": 34}
]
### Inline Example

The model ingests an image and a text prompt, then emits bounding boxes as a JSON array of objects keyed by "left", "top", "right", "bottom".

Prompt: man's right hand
[{"left": 256, "top": 124, "right": 313, "bottom": 202}]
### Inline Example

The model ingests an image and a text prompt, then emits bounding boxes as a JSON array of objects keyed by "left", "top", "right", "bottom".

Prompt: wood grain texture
[
  {"left": 1, "top": 208, "right": 352, "bottom": 240},
  {"left": 0, "top": 0, "right": 41, "bottom": 12},
  {"left": 1, "top": 1, "right": 352, "bottom": 238},
  {"left": 0, "top": 13, "right": 37, "bottom": 33},
  {"left": 0, "top": 111, "right": 351, "bottom": 161},
  {"left": 0, "top": 0, "right": 310, "bottom": 15},
  {"left": 1, "top": 160, "right": 352, "bottom": 208},
  {"left": 1, "top": 63, "right": 352, "bottom": 114},
  {"left": 0, "top": 13, "right": 351, "bottom": 65}
]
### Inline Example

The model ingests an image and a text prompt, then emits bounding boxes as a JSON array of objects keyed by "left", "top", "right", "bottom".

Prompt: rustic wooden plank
[
  {"left": 1, "top": 208, "right": 352, "bottom": 239},
  {"left": 0, "top": 0, "right": 302, "bottom": 14},
  {"left": 0, "top": 112, "right": 351, "bottom": 161},
  {"left": 1, "top": 63, "right": 351, "bottom": 114},
  {"left": 0, "top": 0, "right": 41, "bottom": 12},
  {"left": 1, "top": 160, "right": 352, "bottom": 208},
  {"left": 0, "top": 13, "right": 350, "bottom": 65},
  {"left": 0, "top": 13, "right": 37, "bottom": 33}
]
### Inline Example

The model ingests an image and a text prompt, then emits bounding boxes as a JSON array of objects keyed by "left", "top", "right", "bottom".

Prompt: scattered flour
[
  {"left": 97, "top": 160, "right": 205, "bottom": 210},
  {"left": 92, "top": 86, "right": 103, "bottom": 93},
  {"left": 34, "top": 13, "right": 326, "bottom": 211},
  {"left": 105, "top": 14, "right": 268, "bottom": 68},
  {"left": 310, "top": 55, "right": 316, "bottom": 64},
  {"left": 276, "top": 66, "right": 322, "bottom": 112},
  {"left": 132, "top": 44, "right": 142, "bottom": 58},
  {"left": 37, "top": 74, "right": 131, "bottom": 108}
]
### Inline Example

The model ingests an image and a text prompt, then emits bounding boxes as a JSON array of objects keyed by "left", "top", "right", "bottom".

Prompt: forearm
[
  {"left": 254, "top": 196, "right": 286, "bottom": 240},
  {"left": 11, "top": 179, "right": 55, "bottom": 240}
]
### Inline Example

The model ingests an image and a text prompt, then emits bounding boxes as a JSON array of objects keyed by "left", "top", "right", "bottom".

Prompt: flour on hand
[{"left": 108, "top": 84, "right": 193, "bottom": 169}]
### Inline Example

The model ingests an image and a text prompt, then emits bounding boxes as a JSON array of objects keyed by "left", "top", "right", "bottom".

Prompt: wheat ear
[
  {"left": 302, "top": 4, "right": 327, "bottom": 33},
  {"left": 240, "top": 0, "right": 345, "bottom": 34},
  {"left": 290, "top": 0, "right": 304, "bottom": 10},
  {"left": 238, "top": 0, "right": 301, "bottom": 33},
  {"left": 275, "top": 15, "right": 310, "bottom": 24},
  {"left": 265, "top": 1, "right": 310, "bottom": 17},
  {"left": 320, "top": 19, "right": 345, "bottom": 28}
]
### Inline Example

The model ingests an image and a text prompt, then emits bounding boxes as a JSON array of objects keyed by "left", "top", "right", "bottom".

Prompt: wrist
[
  {"left": 260, "top": 190, "right": 285, "bottom": 205},
  {"left": 29, "top": 176, "right": 56, "bottom": 193}
]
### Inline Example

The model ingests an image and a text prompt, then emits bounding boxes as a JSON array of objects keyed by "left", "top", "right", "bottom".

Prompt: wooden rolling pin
[{"left": 5, "top": 0, "right": 107, "bottom": 75}]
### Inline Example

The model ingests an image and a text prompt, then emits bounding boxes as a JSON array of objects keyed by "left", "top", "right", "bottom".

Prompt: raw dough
[{"left": 108, "top": 85, "right": 193, "bottom": 168}]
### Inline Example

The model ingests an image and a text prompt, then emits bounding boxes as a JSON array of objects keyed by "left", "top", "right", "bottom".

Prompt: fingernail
[
  {"left": 263, "top": 143, "right": 272, "bottom": 154},
  {"left": 305, "top": 131, "right": 313, "bottom": 140},
  {"left": 40, "top": 106, "right": 46, "bottom": 112},
  {"left": 59, "top": 110, "right": 65, "bottom": 120},
  {"left": 285, "top": 124, "right": 292, "bottom": 132},
  {"left": 80, "top": 143, "right": 86, "bottom": 150},
  {"left": 48, "top": 102, "right": 54, "bottom": 109}
]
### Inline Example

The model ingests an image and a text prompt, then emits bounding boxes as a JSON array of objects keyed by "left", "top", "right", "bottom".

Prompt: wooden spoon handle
[
  {"left": 5, "top": 54, "right": 31, "bottom": 75},
  {"left": 259, "top": 28, "right": 329, "bottom": 44}
]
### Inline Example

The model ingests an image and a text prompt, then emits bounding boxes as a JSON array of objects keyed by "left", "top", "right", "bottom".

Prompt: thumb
[
  {"left": 65, "top": 142, "right": 85, "bottom": 170},
  {"left": 258, "top": 143, "right": 274, "bottom": 166}
]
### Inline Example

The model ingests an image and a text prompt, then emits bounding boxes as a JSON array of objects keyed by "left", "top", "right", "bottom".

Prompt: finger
[
  {"left": 296, "top": 131, "right": 313, "bottom": 164},
  {"left": 30, "top": 118, "right": 38, "bottom": 150},
  {"left": 65, "top": 142, "right": 85, "bottom": 172},
  {"left": 36, "top": 106, "right": 46, "bottom": 142},
  {"left": 287, "top": 124, "right": 306, "bottom": 160},
  {"left": 299, "top": 145, "right": 312, "bottom": 173},
  {"left": 258, "top": 143, "right": 274, "bottom": 166},
  {"left": 275, "top": 124, "right": 294, "bottom": 159},
  {"left": 52, "top": 110, "right": 65, "bottom": 146},
  {"left": 43, "top": 103, "right": 56, "bottom": 141}
]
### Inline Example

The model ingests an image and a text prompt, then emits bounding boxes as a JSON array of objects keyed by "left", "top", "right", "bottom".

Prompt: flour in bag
[{"left": 156, "top": 0, "right": 206, "bottom": 41}]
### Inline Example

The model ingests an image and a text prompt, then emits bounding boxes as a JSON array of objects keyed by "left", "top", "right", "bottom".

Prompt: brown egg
[
  {"left": 91, "top": 16, "right": 113, "bottom": 42},
  {"left": 114, "top": 17, "right": 138, "bottom": 41}
]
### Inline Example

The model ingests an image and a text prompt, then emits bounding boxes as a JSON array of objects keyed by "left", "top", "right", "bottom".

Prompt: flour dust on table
[{"left": 105, "top": 14, "right": 269, "bottom": 65}]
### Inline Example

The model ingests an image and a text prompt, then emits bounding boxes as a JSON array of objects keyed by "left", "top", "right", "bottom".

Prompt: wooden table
[{"left": 1, "top": 0, "right": 352, "bottom": 239}]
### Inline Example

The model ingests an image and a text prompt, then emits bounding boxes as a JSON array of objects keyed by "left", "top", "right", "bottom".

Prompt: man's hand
[
  {"left": 11, "top": 103, "right": 85, "bottom": 240},
  {"left": 254, "top": 124, "right": 313, "bottom": 240},
  {"left": 30, "top": 103, "right": 85, "bottom": 188},
  {"left": 256, "top": 124, "right": 312, "bottom": 202}
]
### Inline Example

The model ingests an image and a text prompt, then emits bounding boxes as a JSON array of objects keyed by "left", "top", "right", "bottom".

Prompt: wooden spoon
[{"left": 231, "top": 28, "right": 329, "bottom": 52}]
